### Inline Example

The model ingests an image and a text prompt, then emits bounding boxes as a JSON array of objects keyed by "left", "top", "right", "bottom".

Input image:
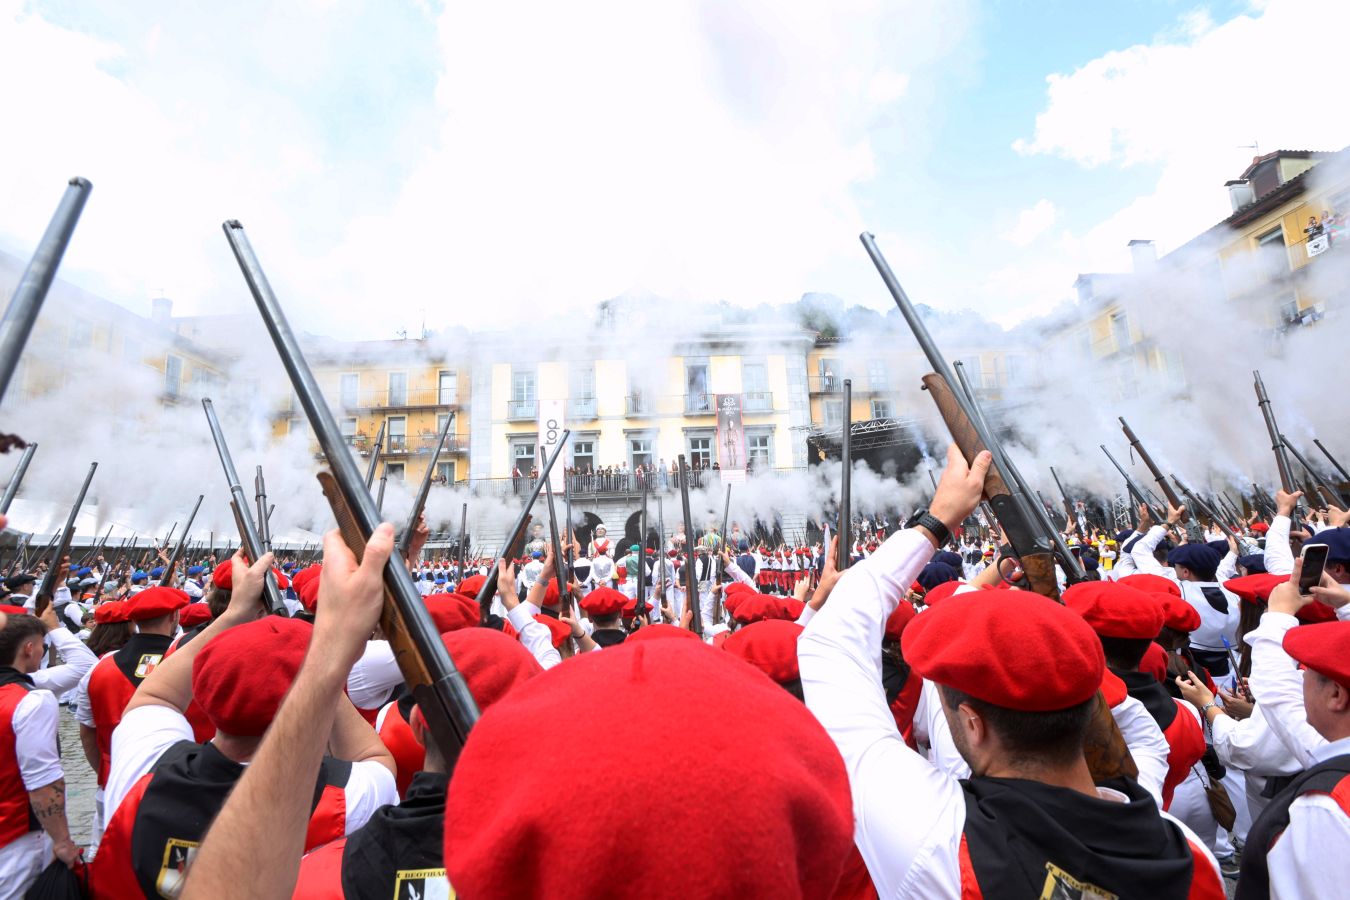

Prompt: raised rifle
[
  {"left": 78, "top": 524, "right": 113, "bottom": 568},
  {"left": 714, "top": 483, "right": 732, "bottom": 623},
  {"left": 1315, "top": 439, "right": 1350, "bottom": 484},
  {"left": 1171, "top": 476, "right": 1242, "bottom": 548},
  {"left": 222, "top": 218, "right": 480, "bottom": 764},
  {"left": 159, "top": 495, "right": 204, "bottom": 586},
  {"left": 97, "top": 538, "right": 131, "bottom": 599},
  {"left": 1050, "top": 467, "right": 1084, "bottom": 540},
  {"left": 0, "top": 179, "right": 92, "bottom": 410},
  {"left": 158, "top": 522, "right": 178, "bottom": 557},
  {"left": 1251, "top": 483, "right": 1277, "bottom": 520},
  {"left": 677, "top": 455, "right": 702, "bottom": 634},
  {"left": 33, "top": 462, "right": 96, "bottom": 614},
  {"left": 5, "top": 534, "right": 31, "bottom": 579},
  {"left": 636, "top": 472, "right": 648, "bottom": 624},
  {"left": 1118, "top": 419, "right": 1203, "bottom": 541},
  {"left": 203, "top": 398, "right": 286, "bottom": 615},
  {"left": 398, "top": 411, "right": 454, "bottom": 558},
  {"left": 254, "top": 467, "right": 273, "bottom": 552},
  {"left": 862, "top": 233, "right": 1133, "bottom": 783},
  {"left": 542, "top": 448, "right": 569, "bottom": 614},
  {"left": 375, "top": 469, "right": 388, "bottom": 514},
  {"left": 1, "top": 443, "right": 37, "bottom": 513},
  {"left": 1254, "top": 371, "right": 1307, "bottom": 517},
  {"left": 470, "top": 432, "right": 568, "bottom": 618},
  {"left": 456, "top": 503, "right": 468, "bottom": 583},
  {"left": 365, "top": 422, "right": 386, "bottom": 490},
  {"left": 837, "top": 379, "right": 852, "bottom": 570},
  {"left": 1281, "top": 435, "right": 1348, "bottom": 511}
]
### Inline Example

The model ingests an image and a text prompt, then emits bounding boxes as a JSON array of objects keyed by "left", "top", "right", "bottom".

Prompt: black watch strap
[{"left": 908, "top": 510, "right": 950, "bottom": 546}]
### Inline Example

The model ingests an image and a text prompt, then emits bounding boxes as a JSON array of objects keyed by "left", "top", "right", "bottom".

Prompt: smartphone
[{"left": 1300, "top": 543, "right": 1329, "bottom": 595}]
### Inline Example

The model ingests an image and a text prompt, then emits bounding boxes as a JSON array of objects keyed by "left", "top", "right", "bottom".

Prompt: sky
[{"left": 1, "top": 0, "right": 1347, "bottom": 338}]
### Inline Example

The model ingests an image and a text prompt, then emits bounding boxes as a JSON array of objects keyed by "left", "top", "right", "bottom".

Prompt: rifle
[
  {"left": 470, "top": 432, "right": 569, "bottom": 618},
  {"left": 375, "top": 469, "right": 388, "bottom": 514},
  {"left": 1251, "top": 483, "right": 1277, "bottom": 520},
  {"left": 97, "top": 538, "right": 131, "bottom": 599},
  {"left": 678, "top": 455, "right": 702, "bottom": 634},
  {"left": 1254, "top": 371, "right": 1306, "bottom": 517},
  {"left": 1170, "top": 476, "right": 1241, "bottom": 547},
  {"left": 714, "top": 483, "right": 732, "bottom": 623},
  {"left": 1050, "top": 467, "right": 1084, "bottom": 540},
  {"left": 862, "top": 233, "right": 1134, "bottom": 783},
  {"left": 33, "top": 462, "right": 96, "bottom": 614},
  {"left": 542, "top": 449, "right": 569, "bottom": 612},
  {"left": 657, "top": 496, "right": 667, "bottom": 605},
  {"left": 4, "top": 534, "right": 31, "bottom": 579},
  {"left": 397, "top": 411, "right": 454, "bottom": 557},
  {"left": 365, "top": 421, "right": 386, "bottom": 490},
  {"left": 1118, "top": 418, "right": 1203, "bottom": 542},
  {"left": 78, "top": 524, "right": 113, "bottom": 568},
  {"left": 202, "top": 398, "right": 285, "bottom": 614},
  {"left": 1282, "top": 435, "right": 1348, "bottom": 511},
  {"left": 636, "top": 472, "right": 648, "bottom": 624},
  {"left": 254, "top": 466, "right": 273, "bottom": 553},
  {"left": 0, "top": 178, "right": 93, "bottom": 409},
  {"left": 0, "top": 443, "right": 37, "bottom": 513},
  {"left": 159, "top": 495, "right": 204, "bottom": 586},
  {"left": 456, "top": 503, "right": 468, "bottom": 584},
  {"left": 222, "top": 218, "right": 480, "bottom": 764},
  {"left": 837, "top": 379, "right": 853, "bottom": 570},
  {"left": 1315, "top": 438, "right": 1350, "bottom": 484}
]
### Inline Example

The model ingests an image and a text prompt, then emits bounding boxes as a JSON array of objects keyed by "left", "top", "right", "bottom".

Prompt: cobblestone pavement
[{"left": 59, "top": 705, "right": 97, "bottom": 847}]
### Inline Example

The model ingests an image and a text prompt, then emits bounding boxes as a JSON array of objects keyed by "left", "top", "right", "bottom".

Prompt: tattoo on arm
[{"left": 28, "top": 780, "right": 72, "bottom": 842}]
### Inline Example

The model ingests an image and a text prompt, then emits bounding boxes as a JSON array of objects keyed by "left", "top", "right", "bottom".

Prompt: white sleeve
[
  {"left": 345, "top": 641, "right": 402, "bottom": 710},
  {"left": 1245, "top": 611, "right": 1325, "bottom": 768},
  {"left": 1130, "top": 526, "right": 1168, "bottom": 573},
  {"left": 13, "top": 690, "right": 63, "bottom": 790},
  {"left": 72, "top": 663, "right": 97, "bottom": 727},
  {"left": 915, "top": 678, "right": 971, "bottom": 779},
  {"left": 105, "top": 704, "right": 194, "bottom": 825},
  {"left": 798, "top": 528, "right": 965, "bottom": 897},
  {"left": 29, "top": 627, "right": 99, "bottom": 695},
  {"left": 1210, "top": 704, "right": 1302, "bottom": 775},
  {"left": 341, "top": 759, "right": 398, "bottom": 834},
  {"left": 1215, "top": 551, "right": 1238, "bottom": 583},
  {"left": 1265, "top": 516, "right": 1295, "bottom": 576},
  {"left": 1110, "top": 695, "right": 1169, "bottom": 808},
  {"left": 506, "top": 603, "right": 562, "bottom": 670},
  {"left": 724, "top": 560, "right": 755, "bottom": 587},
  {"left": 1267, "top": 794, "right": 1350, "bottom": 899},
  {"left": 795, "top": 603, "right": 816, "bottom": 627}
]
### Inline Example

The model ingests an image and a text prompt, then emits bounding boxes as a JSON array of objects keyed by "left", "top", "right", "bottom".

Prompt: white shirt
[
  {"left": 105, "top": 705, "right": 395, "bottom": 833},
  {"left": 1210, "top": 703, "right": 1302, "bottom": 777},
  {"left": 12, "top": 689, "right": 63, "bottom": 791},
  {"left": 30, "top": 627, "right": 97, "bottom": 696},
  {"left": 799, "top": 527, "right": 1221, "bottom": 898},
  {"left": 506, "top": 603, "right": 562, "bottom": 670},
  {"left": 346, "top": 641, "right": 402, "bottom": 712},
  {"left": 1264, "top": 515, "right": 1295, "bottom": 577},
  {"left": 1266, "top": 735, "right": 1350, "bottom": 900}
]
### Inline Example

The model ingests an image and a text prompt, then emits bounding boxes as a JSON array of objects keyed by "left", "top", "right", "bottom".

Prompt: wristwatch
[{"left": 906, "top": 509, "right": 950, "bottom": 547}]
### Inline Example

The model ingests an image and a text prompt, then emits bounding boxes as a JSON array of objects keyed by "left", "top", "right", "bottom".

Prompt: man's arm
[
  {"left": 79, "top": 724, "right": 100, "bottom": 774},
  {"left": 1129, "top": 525, "right": 1169, "bottom": 573},
  {"left": 1110, "top": 694, "right": 1169, "bottom": 807},
  {"left": 1264, "top": 491, "right": 1301, "bottom": 576},
  {"left": 15, "top": 691, "right": 79, "bottom": 865},
  {"left": 29, "top": 610, "right": 98, "bottom": 694},
  {"left": 1246, "top": 579, "right": 1325, "bottom": 768},
  {"left": 182, "top": 524, "right": 393, "bottom": 900}
]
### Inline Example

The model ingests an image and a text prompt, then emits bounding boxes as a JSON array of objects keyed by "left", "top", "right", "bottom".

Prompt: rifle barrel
[
  {"left": 34, "top": 462, "right": 97, "bottom": 607},
  {"left": 398, "top": 410, "right": 454, "bottom": 556},
  {"left": 1314, "top": 439, "right": 1350, "bottom": 483},
  {"left": 365, "top": 421, "right": 386, "bottom": 489},
  {"left": 0, "top": 178, "right": 92, "bottom": 406},
  {"left": 678, "top": 455, "right": 702, "bottom": 633},
  {"left": 160, "top": 495, "right": 204, "bottom": 586},
  {"left": 1101, "top": 445, "right": 1162, "bottom": 521},
  {"left": 1282, "top": 435, "right": 1348, "bottom": 511},
  {"left": 837, "top": 379, "right": 852, "bottom": 570},
  {"left": 0, "top": 443, "right": 37, "bottom": 513}
]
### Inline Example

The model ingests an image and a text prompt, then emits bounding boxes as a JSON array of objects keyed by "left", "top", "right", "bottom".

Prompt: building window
[
  {"left": 511, "top": 441, "right": 536, "bottom": 474},
  {"left": 341, "top": 417, "right": 357, "bottom": 445},
  {"left": 823, "top": 399, "right": 843, "bottom": 426},
  {"left": 165, "top": 355, "right": 183, "bottom": 397},
  {"left": 340, "top": 373, "right": 359, "bottom": 408},
  {"left": 387, "top": 416, "right": 407, "bottom": 451},
  {"left": 818, "top": 358, "right": 839, "bottom": 391},
  {"left": 510, "top": 367, "right": 537, "bottom": 419},
  {"left": 686, "top": 361, "right": 711, "bottom": 413},
  {"left": 748, "top": 433, "right": 773, "bottom": 468},
  {"left": 1109, "top": 312, "right": 1130, "bottom": 351},
  {"left": 436, "top": 413, "right": 453, "bottom": 437},
  {"left": 436, "top": 461, "right": 455, "bottom": 483},
  {"left": 1256, "top": 226, "right": 1289, "bottom": 281},
  {"left": 871, "top": 399, "right": 893, "bottom": 419},
  {"left": 571, "top": 364, "right": 596, "bottom": 418},
  {"left": 867, "top": 360, "right": 889, "bottom": 391},
  {"left": 743, "top": 362, "right": 771, "bottom": 411},
  {"left": 688, "top": 436, "right": 712, "bottom": 468},
  {"left": 388, "top": 372, "right": 408, "bottom": 406},
  {"left": 438, "top": 370, "right": 457, "bottom": 405},
  {"left": 630, "top": 437, "right": 653, "bottom": 470},
  {"left": 573, "top": 439, "right": 595, "bottom": 472},
  {"left": 385, "top": 462, "right": 405, "bottom": 481}
]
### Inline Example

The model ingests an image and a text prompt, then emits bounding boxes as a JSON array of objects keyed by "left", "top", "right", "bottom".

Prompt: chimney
[
  {"left": 150, "top": 296, "right": 172, "bottom": 324},
  {"left": 1128, "top": 239, "right": 1157, "bottom": 273},
  {"left": 1226, "top": 179, "right": 1255, "bottom": 213}
]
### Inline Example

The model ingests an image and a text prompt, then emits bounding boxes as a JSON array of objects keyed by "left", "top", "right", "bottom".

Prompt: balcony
[
  {"left": 809, "top": 375, "right": 844, "bottom": 394},
  {"left": 337, "top": 387, "right": 457, "bottom": 412},
  {"left": 470, "top": 465, "right": 806, "bottom": 500},
  {"left": 743, "top": 391, "right": 773, "bottom": 413},
  {"left": 685, "top": 392, "right": 713, "bottom": 415},
  {"left": 570, "top": 397, "right": 597, "bottom": 419},
  {"left": 625, "top": 395, "right": 652, "bottom": 417},
  {"left": 507, "top": 399, "right": 537, "bottom": 421},
  {"left": 380, "top": 433, "right": 465, "bottom": 456}
]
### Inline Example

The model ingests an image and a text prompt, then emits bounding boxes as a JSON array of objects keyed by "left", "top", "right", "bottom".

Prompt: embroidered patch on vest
[
  {"left": 135, "top": 653, "right": 164, "bottom": 679},
  {"left": 394, "top": 868, "right": 451, "bottom": 899},
  {"left": 1039, "top": 861, "right": 1116, "bottom": 900},
  {"left": 156, "top": 837, "right": 199, "bottom": 897}
]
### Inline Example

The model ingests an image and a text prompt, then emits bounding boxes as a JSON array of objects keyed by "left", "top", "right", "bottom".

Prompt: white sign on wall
[{"left": 538, "top": 398, "right": 566, "bottom": 489}]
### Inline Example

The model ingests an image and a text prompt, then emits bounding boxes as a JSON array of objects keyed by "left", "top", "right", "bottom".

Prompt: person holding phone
[{"left": 1236, "top": 559, "right": 1350, "bottom": 897}]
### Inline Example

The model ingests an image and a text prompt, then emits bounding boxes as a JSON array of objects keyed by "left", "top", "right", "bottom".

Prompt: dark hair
[
  {"left": 593, "top": 613, "right": 622, "bottom": 628},
  {"left": 939, "top": 684, "right": 1095, "bottom": 767},
  {"left": 0, "top": 615, "right": 47, "bottom": 666},
  {"left": 205, "top": 586, "right": 231, "bottom": 619},
  {"left": 1097, "top": 636, "right": 1152, "bottom": 671},
  {"left": 87, "top": 621, "right": 133, "bottom": 657}
]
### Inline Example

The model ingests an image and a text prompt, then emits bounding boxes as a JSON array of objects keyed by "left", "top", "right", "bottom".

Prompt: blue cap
[
  {"left": 1237, "top": 554, "right": 1267, "bottom": 574},
  {"left": 1207, "top": 539, "right": 1230, "bottom": 557},
  {"left": 1115, "top": 529, "right": 1135, "bottom": 544},
  {"left": 1166, "top": 544, "right": 1222, "bottom": 581},
  {"left": 435, "top": 575, "right": 447, "bottom": 585},
  {"left": 917, "top": 562, "right": 960, "bottom": 591},
  {"left": 738, "top": 539, "right": 749, "bottom": 552},
  {"left": 132, "top": 570, "right": 148, "bottom": 582},
  {"left": 532, "top": 551, "right": 543, "bottom": 559},
  {"left": 282, "top": 562, "right": 295, "bottom": 571},
  {"left": 75, "top": 566, "right": 93, "bottom": 577},
  {"left": 187, "top": 565, "right": 204, "bottom": 576},
  {"left": 1304, "top": 527, "right": 1350, "bottom": 565},
  {"left": 150, "top": 566, "right": 165, "bottom": 578},
  {"left": 932, "top": 550, "right": 962, "bottom": 569}
]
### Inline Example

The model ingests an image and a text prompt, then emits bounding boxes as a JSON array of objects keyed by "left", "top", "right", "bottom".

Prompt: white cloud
[{"left": 1001, "top": 199, "right": 1057, "bottom": 247}]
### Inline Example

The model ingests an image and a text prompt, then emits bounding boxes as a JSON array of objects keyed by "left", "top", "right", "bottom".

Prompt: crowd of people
[
  {"left": 0, "top": 442, "right": 1347, "bottom": 897},
  {"left": 510, "top": 458, "right": 747, "bottom": 495}
]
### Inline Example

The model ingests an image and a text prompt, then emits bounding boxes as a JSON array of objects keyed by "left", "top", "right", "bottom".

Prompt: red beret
[
  {"left": 443, "top": 628, "right": 541, "bottom": 707},
  {"left": 94, "top": 601, "right": 129, "bottom": 624},
  {"left": 1157, "top": 594, "right": 1201, "bottom": 632},
  {"left": 1140, "top": 641, "right": 1168, "bottom": 684},
  {"left": 457, "top": 574, "right": 486, "bottom": 600},
  {"left": 211, "top": 561, "right": 233, "bottom": 590},
  {"left": 533, "top": 614, "right": 572, "bottom": 649},
  {"left": 290, "top": 564, "right": 321, "bottom": 596},
  {"left": 579, "top": 587, "right": 626, "bottom": 617},
  {"left": 781, "top": 597, "right": 805, "bottom": 619},
  {"left": 620, "top": 595, "right": 651, "bottom": 620},
  {"left": 625, "top": 623, "right": 700, "bottom": 644},
  {"left": 729, "top": 594, "right": 796, "bottom": 625},
  {"left": 193, "top": 617, "right": 311, "bottom": 736},
  {"left": 1101, "top": 668, "right": 1128, "bottom": 708},
  {"left": 1063, "top": 581, "right": 1165, "bottom": 639},
  {"left": 1223, "top": 574, "right": 1285, "bottom": 605},
  {"left": 297, "top": 570, "right": 322, "bottom": 612},
  {"left": 0, "top": 604, "right": 26, "bottom": 617},
  {"left": 1250, "top": 522, "right": 1270, "bottom": 534},
  {"left": 1283, "top": 621, "right": 1350, "bottom": 689},
  {"left": 723, "top": 619, "right": 803, "bottom": 684},
  {"left": 444, "top": 640, "right": 853, "bottom": 898},
  {"left": 427, "top": 593, "right": 479, "bottom": 633},
  {"left": 1117, "top": 573, "right": 1181, "bottom": 597},
  {"left": 725, "top": 582, "right": 755, "bottom": 595},
  {"left": 884, "top": 601, "right": 917, "bottom": 643},
  {"left": 124, "top": 587, "right": 190, "bottom": 622},
  {"left": 1297, "top": 602, "right": 1338, "bottom": 624},
  {"left": 178, "top": 603, "right": 212, "bottom": 629},
  {"left": 921, "top": 581, "right": 965, "bottom": 608},
  {"left": 541, "top": 580, "right": 561, "bottom": 608},
  {"left": 272, "top": 568, "right": 290, "bottom": 591},
  {"left": 903, "top": 591, "right": 1104, "bottom": 712}
]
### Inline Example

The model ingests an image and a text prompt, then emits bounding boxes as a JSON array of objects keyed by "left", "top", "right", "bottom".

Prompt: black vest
[
  {"left": 960, "top": 776, "right": 1202, "bottom": 900},
  {"left": 1236, "top": 752, "right": 1350, "bottom": 900},
  {"left": 341, "top": 771, "right": 449, "bottom": 897},
  {"left": 113, "top": 632, "right": 173, "bottom": 683},
  {"left": 1116, "top": 668, "right": 1179, "bottom": 730}
]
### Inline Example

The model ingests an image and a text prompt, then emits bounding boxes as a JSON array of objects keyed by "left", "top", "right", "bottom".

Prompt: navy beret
[
  {"left": 1167, "top": 544, "right": 1222, "bottom": 580},
  {"left": 1304, "top": 528, "right": 1350, "bottom": 564},
  {"left": 1237, "top": 554, "right": 1267, "bottom": 574},
  {"left": 917, "top": 562, "right": 961, "bottom": 591},
  {"left": 932, "top": 550, "right": 963, "bottom": 570},
  {"left": 1116, "top": 530, "right": 1135, "bottom": 544},
  {"left": 1207, "top": 539, "right": 1230, "bottom": 556}
]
